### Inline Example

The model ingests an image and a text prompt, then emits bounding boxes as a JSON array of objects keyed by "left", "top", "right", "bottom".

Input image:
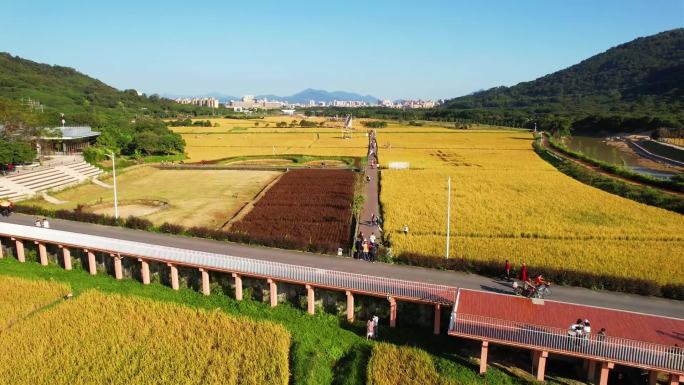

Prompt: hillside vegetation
[
  {"left": 432, "top": 29, "right": 684, "bottom": 134},
  {"left": 313, "top": 29, "right": 684, "bottom": 136},
  {"left": 0, "top": 53, "right": 204, "bottom": 159},
  {"left": 0, "top": 52, "right": 219, "bottom": 126}
]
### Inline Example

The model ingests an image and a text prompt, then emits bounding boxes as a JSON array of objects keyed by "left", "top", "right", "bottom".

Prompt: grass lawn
[
  {"left": 23, "top": 166, "right": 280, "bottom": 228},
  {"left": 0, "top": 257, "right": 550, "bottom": 385}
]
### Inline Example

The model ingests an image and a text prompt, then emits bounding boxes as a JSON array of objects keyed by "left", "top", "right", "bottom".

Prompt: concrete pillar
[
  {"left": 85, "top": 249, "right": 96, "bottom": 275},
  {"left": 60, "top": 246, "right": 72, "bottom": 271},
  {"left": 479, "top": 340, "right": 489, "bottom": 375},
  {"left": 268, "top": 278, "right": 277, "bottom": 307},
  {"left": 306, "top": 285, "right": 315, "bottom": 315},
  {"left": 13, "top": 238, "right": 25, "bottom": 263},
  {"left": 346, "top": 291, "right": 354, "bottom": 323},
  {"left": 139, "top": 258, "right": 150, "bottom": 285},
  {"left": 388, "top": 297, "right": 397, "bottom": 328},
  {"left": 535, "top": 350, "right": 548, "bottom": 382},
  {"left": 598, "top": 362, "right": 614, "bottom": 385},
  {"left": 587, "top": 360, "right": 597, "bottom": 383},
  {"left": 648, "top": 371, "right": 658, "bottom": 385},
  {"left": 0, "top": 239, "right": 3, "bottom": 258},
  {"left": 433, "top": 304, "right": 441, "bottom": 335},
  {"left": 232, "top": 273, "right": 242, "bottom": 300},
  {"left": 112, "top": 254, "right": 123, "bottom": 280},
  {"left": 37, "top": 242, "right": 48, "bottom": 266},
  {"left": 169, "top": 263, "right": 179, "bottom": 290},
  {"left": 200, "top": 268, "right": 210, "bottom": 296}
]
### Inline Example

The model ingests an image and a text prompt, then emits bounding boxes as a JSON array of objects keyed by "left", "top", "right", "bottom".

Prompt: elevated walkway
[{"left": 449, "top": 289, "right": 683, "bottom": 383}]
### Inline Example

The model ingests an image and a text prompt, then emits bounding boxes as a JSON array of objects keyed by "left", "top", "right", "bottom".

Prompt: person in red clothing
[
  {"left": 504, "top": 259, "right": 511, "bottom": 281},
  {"left": 520, "top": 263, "right": 528, "bottom": 283}
]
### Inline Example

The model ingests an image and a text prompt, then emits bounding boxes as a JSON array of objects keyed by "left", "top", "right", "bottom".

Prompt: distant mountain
[
  {"left": 256, "top": 88, "right": 378, "bottom": 104},
  {"left": 430, "top": 28, "right": 684, "bottom": 134}
]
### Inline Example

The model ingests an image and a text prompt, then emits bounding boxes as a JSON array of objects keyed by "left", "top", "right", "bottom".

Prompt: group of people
[
  {"left": 568, "top": 318, "right": 606, "bottom": 341},
  {"left": 34, "top": 218, "right": 50, "bottom": 228},
  {"left": 366, "top": 315, "right": 380, "bottom": 340},
  {"left": 506, "top": 260, "right": 551, "bottom": 298},
  {"left": 355, "top": 231, "right": 379, "bottom": 262},
  {"left": 368, "top": 130, "right": 378, "bottom": 168}
]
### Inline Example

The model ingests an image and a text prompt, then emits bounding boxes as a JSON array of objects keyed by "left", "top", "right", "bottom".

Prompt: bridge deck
[{"left": 455, "top": 289, "right": 683, "bottom": 346}]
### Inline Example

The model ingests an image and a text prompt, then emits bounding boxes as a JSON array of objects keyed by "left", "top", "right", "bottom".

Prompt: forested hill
[
  {"left": 428, "top": 29, "right": 684, "bottom": 134},
  {"left": 0, "top": 53, "right": 214, "bottom": 127}
]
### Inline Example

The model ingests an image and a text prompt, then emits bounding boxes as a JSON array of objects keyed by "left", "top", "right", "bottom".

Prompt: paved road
[{"left": 4, "top": 213, "right": 682, "bottom": 318}]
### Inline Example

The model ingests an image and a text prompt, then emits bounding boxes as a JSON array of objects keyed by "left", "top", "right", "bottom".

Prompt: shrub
[
  {"left": 124, "top": 216, "right": 153, "bottom": 230},
  {"left": 159, "top": 222, "right": 185, "bottom": 234},
  {"left": 363, "top": 121, "right": 388, "bottom": 128}
]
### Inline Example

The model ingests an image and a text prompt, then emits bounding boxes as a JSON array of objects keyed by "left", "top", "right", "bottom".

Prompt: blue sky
[{"left": 2, "top": 0, "right": 682, "bottom": 100}]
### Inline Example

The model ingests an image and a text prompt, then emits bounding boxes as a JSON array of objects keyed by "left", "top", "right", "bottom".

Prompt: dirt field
[{"left": 24, "top": 166, "right": 281, "bottom": 228}]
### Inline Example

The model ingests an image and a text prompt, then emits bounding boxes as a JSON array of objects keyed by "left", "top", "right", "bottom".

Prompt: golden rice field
[
  {"left": 0, "top": 289, "right": 290, "bottom": 385},
  {"left": 173, "top": 118, "right": 482, "bottom": 161},
  {"left": 379, "top": 130, "right": 684, "bottom": 286},
  {"left": 367, "top": 343, "right": 452, "bottom": 385},
  {"left": 0, "top": 276, "right": 70, "bottom": 329},
  {"left": 181, "top": 131, "right": 368, "bottom": 161}
]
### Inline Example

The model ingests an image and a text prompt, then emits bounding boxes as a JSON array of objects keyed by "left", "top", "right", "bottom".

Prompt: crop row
[
  {"left": 0, "top": 289, "right": 290, "bottom": 385},
  {"left": 232, "top": 169, "right": 355, "bottom": 253}
]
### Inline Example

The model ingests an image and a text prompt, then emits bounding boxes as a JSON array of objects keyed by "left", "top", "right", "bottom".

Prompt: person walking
[
  {"left": 35, "top": 218, "right": 42, "bottom": 227},
  {"left": 369, "top": 242, "right": 377, "bottom": 262},
  {"left": 371, "top": 213, "right": 377, "bottom": 226},
  {"left": 366, "top": 319, "right": 374, "bottom": 340},
  {"left": 403, "top": 224, "right": 409, "bottom": 236},
  {"left": 372, "top": 315, "right": 379, "bottom": 339},
  {"left": 369, "top": 232, "right": 376, "bottom": 245},
  {"left": 520, "top": 263, "right": 528, "bottom": 283},
  {"left": 41, "top": 218, "right": 50, "bottom": 229},
  {"left": 504, "top": 259, "right": 511, "bottom": 281},
  {"left": 597, "top": 328, "right": 606, "bottom": 342},
  {"left": 355, "top": 237, "right": 363, "bottom": 259},
  {"left": 362, "top": 240, "right": 369, "bottom": 261}
]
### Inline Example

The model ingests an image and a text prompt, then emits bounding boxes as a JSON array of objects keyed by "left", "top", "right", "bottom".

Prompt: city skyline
[{"left": 2, "top": 0, "right": 682, "bottom": 100}]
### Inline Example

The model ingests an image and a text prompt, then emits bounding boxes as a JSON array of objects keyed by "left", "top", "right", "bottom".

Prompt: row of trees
[
  {"left": 1, "top": 96, "right": 185, "bottom": 166},
  {"left": 85, "top": 119, "right": 185, "bottom": 160},
  {"left": 166, "top": 118, "right": 214, "bottom": 127}
]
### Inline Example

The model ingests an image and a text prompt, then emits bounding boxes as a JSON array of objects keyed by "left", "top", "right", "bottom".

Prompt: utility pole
[
  {"left": 112, "top": 151, "right": 118, "bottom": 219},
  {"left": 106, "top": 151, "right": 119, "bottom": 219},
  {"left": 446, "top": 176, "right": 451, "bottom": 259}
]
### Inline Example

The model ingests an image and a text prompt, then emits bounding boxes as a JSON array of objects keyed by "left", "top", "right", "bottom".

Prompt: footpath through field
[
  {"left": 357, "top": 129, "right": 381, "bottom": 243},
  {"left": 4, "top": 213, "right": 683, "bottom": 319}
]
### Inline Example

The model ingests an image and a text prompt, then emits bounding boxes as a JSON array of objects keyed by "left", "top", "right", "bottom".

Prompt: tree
[{"left": 0, "top": 140, "right": 36, "bottom": 165}]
